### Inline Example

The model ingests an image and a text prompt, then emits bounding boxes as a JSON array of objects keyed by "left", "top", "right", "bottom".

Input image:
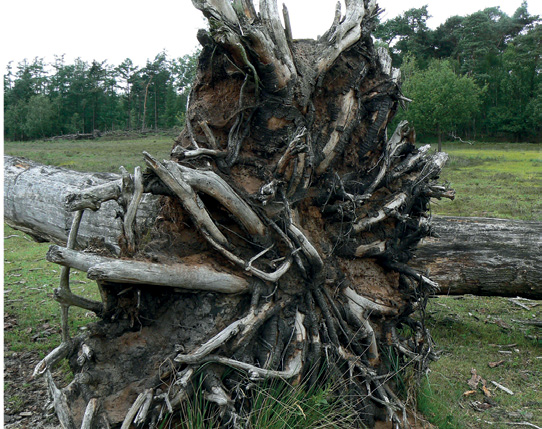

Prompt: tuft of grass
[
  {"left": 175, "top": 375, "right": 222, "bottom": 429},
  {"left": 4, "top": 393, "right": 25, "bottom": 414},
  {"left": 156, "top": 374, "right": 362, "bottom": 428},
  {"left": 247, "top": 378, "right": 361, "bottom": 428}
]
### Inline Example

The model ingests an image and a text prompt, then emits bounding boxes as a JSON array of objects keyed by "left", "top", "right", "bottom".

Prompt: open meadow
[
  {"left": 4, "top": 137, "right": 542, "bottom": 428},
  {"left": 434, "top": 142, "right": 542, "bottom": 221}
]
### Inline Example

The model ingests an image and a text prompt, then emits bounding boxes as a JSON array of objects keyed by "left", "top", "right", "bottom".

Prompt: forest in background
[
  {"left": 3, "top": 52, "right": 199, "bottom": 141},
  {"left": 376, "top": 1, "right": 542, "bottom": 143},
  {"left": 3, "top": 1, "right": 542, "bottom": 142}
]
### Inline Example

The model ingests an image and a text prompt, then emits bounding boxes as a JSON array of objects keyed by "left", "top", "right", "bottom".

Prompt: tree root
[
  {"left": 35, "top": 127, "right": 447, "bottom": 427},
  {"left": 36, "top": 141, "right": 445, "bottom": 427},
  {"left": 32, "top": 0, "right": 454, "bottom": 426}
]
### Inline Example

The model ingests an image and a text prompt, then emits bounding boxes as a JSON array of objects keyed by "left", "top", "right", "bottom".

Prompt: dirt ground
[{"left": 4, "top": 319, "right": 60, "bottom": 428}]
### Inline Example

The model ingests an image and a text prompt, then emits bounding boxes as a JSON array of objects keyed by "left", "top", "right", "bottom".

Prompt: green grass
[
  {"left": 430, "top": 142, "right": 542, "bottom": 221},
  {"left": 160, "top": 372, "right": 362, "bottom": 428},
  {"left": 247, "top": 378, "right": 361, "bottom": 428},
  {"left": 4, "top": 134, "right": 175, "bottom": 173},
  {"left": 420, "top": 295, "right": 542, "bottom": 429},
  {"left": 4, "top": 224, "right": 100, "bottom": 355}
]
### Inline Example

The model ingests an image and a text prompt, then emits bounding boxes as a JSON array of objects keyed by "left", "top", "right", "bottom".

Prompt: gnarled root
[
  {"left": 37, "top": 131, "right": 445, "bottom": 428},
  {"left": 34, "top": 0, "right": 451, "bottom": 425},
  {"left": 41, "top": 281, "right": 434, "bottom": 428}
]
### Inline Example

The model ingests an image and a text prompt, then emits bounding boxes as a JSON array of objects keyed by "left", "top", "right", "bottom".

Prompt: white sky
[{"left": 1, "top": 0, "right": 541, "bottom": 71}]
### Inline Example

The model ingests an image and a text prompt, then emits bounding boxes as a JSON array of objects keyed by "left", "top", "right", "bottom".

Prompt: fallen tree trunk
[
  {"left": 6, "top": 155, "right": 541, "bottom": 299},
  {"left": 46, "top": 132, "right": 98, "bottom": 141},
  {"left": 415, "top": 216, "right": 542, "bottom": 299},
  {"left": 4, "top": 155, "right": 159, "bottom": 252}
]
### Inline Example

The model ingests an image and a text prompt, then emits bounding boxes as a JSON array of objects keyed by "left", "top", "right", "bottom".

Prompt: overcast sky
[{"left": 2, "top": 0, "right": 541, "bottom": 71}]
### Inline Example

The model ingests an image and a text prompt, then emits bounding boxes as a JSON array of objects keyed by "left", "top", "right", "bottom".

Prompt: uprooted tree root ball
[{"left": 32, "top": 1, "right": 455, "bottom": 427}]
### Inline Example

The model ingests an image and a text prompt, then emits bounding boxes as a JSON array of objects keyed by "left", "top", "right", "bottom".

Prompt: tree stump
[{"left": 22, "top": 1, "right": 456, "bottom": 427}]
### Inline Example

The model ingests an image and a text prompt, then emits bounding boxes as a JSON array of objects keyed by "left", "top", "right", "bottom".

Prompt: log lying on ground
[
  {"left": 46, "top": 132, "right": 97, "bottom": 141},
  {"left": 4, "top": 155, "right": 159, "bottom": 252},
  {"left": 5, "top": 155, "right": 541, "bottom": 299},
  {"left": 414, "top": 216, "right": 542, "bottom": 299}
]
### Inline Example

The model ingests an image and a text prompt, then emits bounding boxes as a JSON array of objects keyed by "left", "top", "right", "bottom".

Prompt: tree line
[
  {"left": 4, "top": 51, "right": 198, "bottom": 141},
  {"left": 4, "top": 2, "right": 542, "bottom": 142},
  {"left": 375, "top": 2, "right": 542, "bottom": 142}
]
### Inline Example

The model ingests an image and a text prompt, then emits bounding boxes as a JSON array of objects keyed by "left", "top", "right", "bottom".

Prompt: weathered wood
[
  {"left": 316, "top": 0, "right": 377, "bottom": 75},
  {"left": 33, "top": 337, "right": 84, "bottom": 378},
  {"left": 47, "top": 245, "right": 114, "bottom": 272},
  {"left": 47, "top": 133, "right": 96, "bottom": 141},
  {"left": 353, "top": 192, "right": 408, "bottom": 232},
  {"left": 120, "top": 391, "right": 149, "bottom": 429},
  {"left": 46, "top": 371, "right": 76, "bottom": 429},
  {"left": 59, "top": 209, "right": 85, "bottom": 342},
  {"left": 4, "top": 155, "right": 159, "bottom": 252},
  {"left": 174, "top": 301, "right": 273, "bottom": 364},
  {"left": 66, "top": 179, "right": 122, "bottom": 211},
  {"left": 143, "top": 151, "right": 230, "bottom": 247},
  {"left": 80, "top": 398, "right": 100, "bottom": 429},
  {"left": 415, "top": 216, "right": 542, "bottom": 299},
  {"left": 172, "top": 162, "right": 268, "bottom": 238},
  {"left": 48, "top": 245, "right": 250, "bottom": 294},
  {"left": 87, "top": 259, "right": 250, "bottom": 293},
  {"left": 122, "top": 166, "right": 144, "bottom": 254},
  {"left": 193, "top": 321, "right": 305, "bottom": 382}
]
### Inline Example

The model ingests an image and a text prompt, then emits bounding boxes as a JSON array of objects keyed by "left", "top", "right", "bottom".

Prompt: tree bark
[
  {"left": 415, "top": 216, "right": 542, "bottom": 299},
  {"left": 6, "top": 156, "right": 540, "bottom": 300},
  {"left": 3, "top": 155, "right": 158, "bottom": 253},
  {"left": 1, "top": 1, "right": 486, "bottom": 427}
]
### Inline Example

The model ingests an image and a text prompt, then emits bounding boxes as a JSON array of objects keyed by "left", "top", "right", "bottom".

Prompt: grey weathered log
[
  {"left": 414, "top": 216, "right": 542, "bottom": 299},
  {"left": 5, "top": 156, "right": 541, "bottom": 299},
  {"left": 4, "top": 156, "right": 159, "bottom": 253}
]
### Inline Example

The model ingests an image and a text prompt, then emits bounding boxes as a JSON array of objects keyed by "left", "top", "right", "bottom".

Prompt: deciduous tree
[{"left": 401, "top": 58, "right": 484, "bottom": 149}]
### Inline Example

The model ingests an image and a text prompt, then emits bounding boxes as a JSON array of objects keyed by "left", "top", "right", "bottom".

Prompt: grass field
[
  {"left": 433, "top": 142, "right": 542, "bottom": 221},
  {"left": 419, "top": 295, "right": 541, "bottom": 428},
  {"left": 3, "top": 137, "right": 542, "bottom": 428},
  {"left": 4, "top": 133, "right": 175, "bottom": 173}
]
